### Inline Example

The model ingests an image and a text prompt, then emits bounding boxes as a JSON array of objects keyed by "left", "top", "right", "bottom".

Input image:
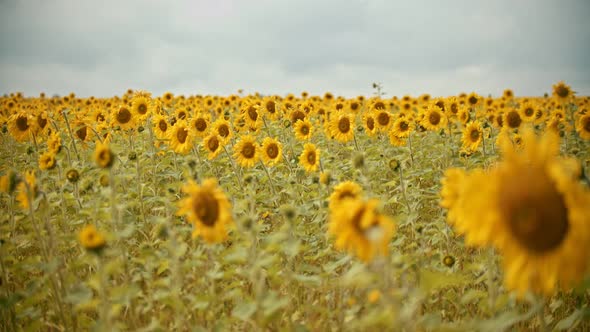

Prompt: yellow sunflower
[
  {"left": 241, "top": 101, "right": 261, "bottom": 129},
  {"left": 328, "top": 198, "right": 395, "bottom": 263},
  {"left": 519, "top": 102, "right": 537, "bottom": 123},
  {"left": 233, "top": 135, "right": 259, "bottom": 168},
  {"left": 575, "top": 113, "right": 590, "bottom": 140},
  {"left": 112, "top": 105, "right": 136, "bottom": 130},
  {"left": 375, "top": 110, "right": 392, "bottom": 132},
  {"left": 47, "top": 131, "right": 62, "bottom": 154},
  {"left": 8, "top": 111, "right": 34, "bottom": 142},
  {"left": 212, "top": 118, "right": 233, "bottom": 143},
  {"left": 329, "top": 181, "right": 363, "bottom": 210},
  {"left": 329, "top": 112, "right": 355, "bottom": 143},
  {"left": 131, "top": 94, "right": 152, "bottom": 120},
  {"left": 294, "top": 118, "right": 313, "bottom": 141},
  {"left": 167, "top": 120, "right": 194, "bottom": 155},
  {"left": 299, "top": 143, "right": 320, "bottom": 173},
  {"left": 552, "top": 81, "right": 574, "bottom": 103},
  {"left": 94, "top": 140, "right": 114, "bottom": 168},
  {"left": 16, "top": 170, "right": 37, "bottom": 210},
  {"left": 362, "top": 111, "right": 377, "bottom": 137},
  {"left": 261, "top": 137, "right": 283, "bottom": 167},
  {"left": 39, "top": 151, "right": 57, "bottom": 170},
  {"left": 391, "top": 117, "right": 414, "bottom": 138},
  {"left": 440, "top": 129, "right": 590, "bottom": 297},
  {"left": 262, "top": 97, "right": 280, "bottom": 121},
  {"left": 152, "top": 114, "right": 170, "bottom": 140},
  {"left": 461, "top": 121, "right": 483, "bottom": 152},
  {"left": 79, "top": 224, "right": 106, "bottom": 252},
  {"left": 177, "top": 178, "right": 234, "bottom": 243},
  {"left": 421, "top": 105, "right": 447, "bottom": 131},
  {"left": 503, "top": 108, "right": 522, "bottom": 130},
  {"left": 203, "top": 133, "right": 223, "bottom": 160},
  {"left": 191, "top": 113, "right": 210, "bottom": 138}
]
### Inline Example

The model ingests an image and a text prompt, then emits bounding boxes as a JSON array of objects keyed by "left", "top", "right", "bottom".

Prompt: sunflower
[
  {"left": 329, "top": 112, "right": 355, "bottom": 143},
  {"left": 8, "top": 111, "right": 33, "bottom": 142},
  {"left": 177, "top": 178, "right": 234, "bottom": 243},
  {"left": 262, "top": 97, "right": 280, "bottom": 121},
  {"left": 39, "top": 151, "right": 57, "bottom": 170},
  {"left": 191, "top": 113, "right": 210, "bottom": 138},
  {"left": 519, "top": 102, "right": 536, "bottom": 122},
  {"left": 299, "top": 143, "right": 320, "bottom": 173},
  {"left": 74, "top": 121, "right": 90, "bottom": 143},
  {"left": 241, "top": 101, "right": 261, "bottom": 129},
  {"left": 289, "top": 108, "right": 306, "bottom": 124},
  {"left": 79, "top": 224, "right": 106, "bottom": 252},
  {"left": 328, "top": 198, "right": 395, "bottom": 262},
  {"left": 440, "top": 129, "right": 590, "bottom": 296},
  {"left": 152, "top": 114, "right": 170, "bottom": 140},
  {"left": 503, "top": 109, "right": 522, "bottom": 129},
  {"left": 391, "top": 117, "right": 414, "bottom": 138},
  {"left": 503, "top": 89, "right": 514, "bottom": 99},
  {"left": 466, "top": 92, "right": 481, "bottom": 108},
  {"left": 132, "top": 94, "right": 152, "bottom": 120},
  {"left": 212, "top": 118, "right": 233, "bottom": 143},
  {"left": 388, "top": 132, "right": 407, "bottom": 147},
  {"left": 421, "top": 105, "right": 447, "bottom": 131},
  {"left": 552, "top": 81, "right": 574, "bottom": 103},
  {"left": 16, "top": 170, "right": 37, "bottom": 210},
  {"left": 261, "top": 137, "right": 283, "bottom": 167},
  {"left": 576, "top": 113, "right": 590, "bottom": 140},
  {"left": 168, "top": 120, "right": 194, "bottom": 155},
  {"left": 457, "top": 107, "right": 470, "bottom": 125},
  {"left": 233, "top": 135, "right": 259, "bottom": 168},
  {"left": 294, "top": 118, "right": 313, "bottom": 141},
  {"left": 0, "top": 170, "right": 19, "bottom": 194},
  {"left": 94, "top": 140, "right": 114, "bottom": 168},
  {"left": 329, "top": 181, "right": 363, "bottom": 210},
  {"left": 461, "top": 121, "right": 483, "bottom": 152},
  {"left": 203, "top": 133, "right": 223, "bottom": 160},
  {"left": 47, "top": 131, "right": 62, "bottom": 154},
  {"left": 375, "top": 110, "right": 391, "bottom": 132},
  {"left": 112, "top": 105, "right": 136, "bottom": 130},
  {"left": 362, "top": 111, "right": 377, "bottom": 137},
  {"left": 175, "top": 107, "right": 189, "bottom": 121}
]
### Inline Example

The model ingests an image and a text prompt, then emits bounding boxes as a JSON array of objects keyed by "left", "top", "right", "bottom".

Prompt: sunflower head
[
  {"left": 294, "top": 118, "right": 313, "bottom": 141},
  {"left": 261, "top": 137, "right": 282, "bottom": 166},
  {"left": 299, "top": 143, "right": 320, "bottom": 173},
  {"left": 39, "top": 151, "right": 57, "bottom": 170},
  {"left": 94, "top": 141, "right": 114, "bottom": 169},
  {"left": 552, "top": 81, "right": 574, "bottom": 102},
  {"left": 233, "top": 135, "right": 259, "bottom": 168},
  {"left": 79, "top": 224, "right": 106, "bottom": 253}
]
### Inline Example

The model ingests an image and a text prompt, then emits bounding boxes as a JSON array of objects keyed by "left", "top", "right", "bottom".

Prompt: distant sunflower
[
  {"left": 421, "top": 105, "right": 447, "bottom": 131},
  {"left": 457, "top": 107, "right": 470, "bottom": 125},
  {"left": 212, "top": 118, "right": 233, "bottom": 143},
  {"left": 328, "top": 198, "right": 395, "bottom": 262},
  {"left": 330, "top": 113, "right": 355, "bottom": 143},
  {"left": 112, "top": 106, "right": 136, "bottom": 130},
  {"left": 203, "top": 133, "right": 223, "bottom": 160},
  {"left": 461, "top": 121, "right": 483, "bottom": 152},
  {"left": 94, "top": 140, "right": 114, "bottom": 168},
  {"left": 191, "top": 113, "right": 210, "bottom": 138},
  {"left": 175, "top": 107, "right": 189, "bottom": 121},
  {"left": 329, "top": 181, "right": 363, "bottom": 210},
  {"left": 39, "top": 151, "right": 57, "bottom": 170},
  {"left": 362, "top": 111, "right": 377, "bottom": 136},
  {"left": 519, "top": 102, "right": 537, "bottom": 122},
  {"left": 168, "top": 120, "right": 194, "bottom": 155},
  {"left": 177, "top": 178, "right": 234, "bottom": 243},
  {"left": 261, "top": 137, "right": 283, "bottom": 166},
  {"left": 262, "top": 97, "right": 280, "bottom": 121},
  {"left": 466, "top": 92, "right": 481, "bottom": 108},
  {"left": 152, "top": 114, "right": 169, "bottom": 140},
  {"left": 8, "top": 111, "right": 33, "bottom": 142},
  {"left": 552, "top": 81, "right": 574, "bottom": 103},
  {"left": 375, "top": 110, "right": 391, "bottom": 132},
  {"left": 299, "top": 143, "right": 320, "bottom": 173},
  {"left": 503, "top": 109, "right": 522, "bottom": 129},
  {"left": 292, "top": 115, "right": 313, "bottom": 139},
  {"left": 388, "top": 132, "right": 407, "bottom": 147},
  {"left": 576, "top": 114, "right": 590, "bottom": 140},
  {"left": 242, "top": 102, "right": 261, "bottom": 129},
  {"left": 233, "top": 135, "right": 259, "bottom": 168},
  {"left": 132, "top": 95, "right": 152, "bottom": 120},
  {"left": 391, "top": 117, "right": 414, "bottom": 138},
  {"left": 290, "top": 108, "right": 306, "bottom": 124}
]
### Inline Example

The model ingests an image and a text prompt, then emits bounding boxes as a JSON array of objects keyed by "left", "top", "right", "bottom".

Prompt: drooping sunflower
[
  {"left": 262, "top": 96, "right": 280, "bottom": 121},
  {"left": 362, "top": 111, "right": 377, "bottom": 137},
  {"left": 575, "top": 113, "right": 590, "bottom": 140},
  {"left": 328, "top": 198, "right": 395, "bottom": 263},
  {"left": 421, "top": 105, "right": 447, "bottom": 131},
  {"left": 233, "top": 135, "right": 259, "bottom": 168},
  {"left": 391, "top": 117, "right": 414, "bottom": 138},
  {"left": 112, "top": 105, "right": 136, "bottom": 130},
  {"left": 39, "top": 151, "right": 57, "bottom": 170},
  {"left": 299, "top": 143, "right": 320, "bottom": 173},
  {"left": 177, "top": 178, "right": 234, "bottom": 243},
  {"left": 552, "top": 81, "right": 574, "bottom": 103},
  {"left": 294, "top": 118, "right": 313, "bottom": 141},
  {"left": 241, "top": 101, "right": 261, "bottom": 129},
  {"left": 94, "top": 140, "right": 114, "bottom": 168},
  {"left": 261, "top": 137, "right": 283, "bottom": 167},
  {"left": 167, "top": 120, "right": 194, "bottom": 155},
  {"left": 329, "top": 112, "right": 355, "bottom": 143},
  {"left": 203, "top": 133, "right": 223, "bottom": 160},
  {"left": 16, "top": 170, "right": 37, "bottom": 210},
  {"left": 329, "top": 180, "right": 363, "bottom": 210},
  {"left": 289, "top": 108, "right": 306, "bottom": 124},
  {"left": 8, "top": 111, "right": 33, "bottom": 142},
  {"left": 461, "top": 121, "right": 483, "bottom": 152},
  {"left": 440, "top": 129, "right": 590, "bottom": 296}
]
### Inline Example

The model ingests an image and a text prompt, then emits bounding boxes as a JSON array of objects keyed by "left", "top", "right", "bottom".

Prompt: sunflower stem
[
  {"left": 61, "top": 109, "right": 81, "bottom": 162},
  {"left": 97, "top": 255, "right": 112, "bottom": 330},
  {"left": 260, "top": 161, "right": 278, "bottom": 205},
  {"left": 0, "top": 238, "right": 17, "bottom": 332},
  {"left": 399, "top": 164, "right": 411, "bottom": 214},
  {"left": 222, "top": 145, "right": 243, "bottom": 187},
  {"left": 407, "top": 132, "right": 415, "bottom": 166},
  {"left": 109, "top": 167, "right": 120, "bottom": 235},
  {"left": 353, "top": 134, "right": 361, "bottom": 152}
]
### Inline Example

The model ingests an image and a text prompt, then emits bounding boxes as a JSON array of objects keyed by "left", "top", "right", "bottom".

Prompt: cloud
[{"left": 1, "top": 0, "right": 589, "bottom": 97}]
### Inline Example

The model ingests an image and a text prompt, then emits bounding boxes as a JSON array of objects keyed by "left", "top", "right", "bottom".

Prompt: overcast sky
[{"left": 1, "top": 0, "right": 589, "bottom": 98}]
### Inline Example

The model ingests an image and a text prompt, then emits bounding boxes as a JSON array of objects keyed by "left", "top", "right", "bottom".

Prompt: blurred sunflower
[
  {"left": 177, "top": 178, "right": 234, "bottom": 243},
  {"left": 233, "top": 135, "right": 259, "bottom": 168},
  {"left": 289, "top": 108, "right": 306, "bottom": 124},
  {"left": 261, "top": 137, "right": 282, "bottom": 167},
  {"left": 175, "top": 107, "right": 189, "bottom": 121},
  {"left": 329, "top": 181, "right": 363, "bottom": 210},
  {"left": 132, "top": 94, "right": 152, "bottom": 120},
  {"left": 79, "top": 224, "right": 106, "bottom": 252},
  {"left": 16, "top": 170, "right": 37, "bottom": 210},
  {"left": 94, "top": 140, "right": 114, "bottom": 168},
  {"left": 8, "top": 111, "right": 33, "bottom": 142},
  {"left": 461, "top": 121, "right": 483, "bottom": 152},
  {"left": 519, "top": 102, "right": 537, "bottom": 122},
  {"left": 0, "top": 170, "right": 19, "bottom": 195},
  {"left": 294, "top": 118, "right": 313, "bottom": 141},
  {"left": 299, "top": 143, "right": 320, "bottom": 172},
  {"left": 375, "top": 110, "right": 391, "bottom": 132},
  {"left": 503, "top": 109, "right": 522, "bottom": 130},
  {"left": 168, "top": 120, "right": 194, "bottom": 155},
  {"left": 242, "top": 102, "right": 261, "bottom": 129},
  {"left": 328, "top": 198, "right": 395, "bottom": 262},
  {"left": 552, "top": 81, "right": 574, "bottom": 103},
  {"left": 466, "top": 92, "right": 481, "bottom": 108},
  {"left": 576, "top": 114, "right": 590, "bottom": 140},
  {"left": 203, "top": 133, "right": 223, "bottom": 160},
  {"left": 47, "top": 131, "right": 62, "bottom": 154},
  {"left": 262, "top": 97, "right": 280, "bottom": 121},
  {"left": 38, "top": 151, "right": 57, "bottom": 170},
  {"left": 330, "top": 113, "right": 355, "bottom": 143}
]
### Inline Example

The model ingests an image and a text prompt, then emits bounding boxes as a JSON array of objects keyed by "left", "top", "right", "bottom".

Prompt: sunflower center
[
  {"left": 366, "top": 117, "right": 375, "bottom": 130},
  {"left": 429, "top": 112, "right": 441, "bottom": 125},
  {"left": 435, "top": 100, "right": 445, "bottom": 112},
  {"left": 117, "top": 108, "right": 132, "bottom": 124},
  {"left": 266, "top": 101, "right": 276, "bottom": 114},
  {"left": 76, "top": 126, "right": 87, "bottom": 141},
  {"left": 178, "top": 111, "right": 187, "bottom": 120},
  {"left": 374, "top": 101, "right": 385, "bottom": 110},
  {"left": 248, "top": 106, "right": 258, "bottom": 121},
  {"left": 468, "top": 96, "right": 478, "bottom": 105},
  {"left": 37, "top": 115, "right": 47, "bottom": 129},
  {"left": 300, "top": 125, "right": 309, "bottom": 135},
  {"left": 195, "top": 118, "right": 207, "bottom": 132},
  {"left": 524, "top": 107, "right": 534, "bottom": 117},
  {"left": 351, "top": 205, "right": 367, "bottom": 233},
  {"left": 399, "top": 121, "right": 409, "bottom": 132},
  {"left": 241, "top": 142, "right": 256, "bottom": 158},
  {"left": 506, "top": 111, "right": 522, "bottom": 128},
  {"left": 16, "top": 115, "right": 29, "bottom": 131},
  {"left": 192, "top": 192, "right": 220, "bottom": 227},
  {"left": 176, "top": 128, "right": 188, "bottom": 144},
  {"left": 450, "top": 103, "right": 458, "bottom": 114},
  {"left": 338, "top": 117, "right": 350, "bottom": 133},
  {"left": 499, "top": 169, "right": 569, "bottom": 253},
  {"left": 158, "top": 120, "right": 168, "bottom": 132},
  {"left": 218, "top": 124, "right": 229, "bottom": 138},
  {"left": 583, "top": 117, "right": 590, "bottom": 132},
  {"left": 306, "top": 151, "right": 316, "bottom": 164},
  {"left": 138, "top": 103, "right": 148, "bottom": 114},
  {"left": 377, "top": 112, "right": 390, "bottom": 126},
  {"left": 208, "top": 136, "right": 219, "bottom": 152},
  {"left": 266, "top": 143, "right": 279, "bottom": 159},
  {"left": 351, "top": 102, "right": 359, "bottom": 111},
  {"left": 291, "top": 110, "right": 305, "bottom": 123},
  {"left": 469, "top": 128, "right": 480, "bottom": 141},
  {"left": 555, "top": 85, "right": 570, "bottom": 98},
  {"left": 97, "top": 113, "right": 105, "bottom": 122}
]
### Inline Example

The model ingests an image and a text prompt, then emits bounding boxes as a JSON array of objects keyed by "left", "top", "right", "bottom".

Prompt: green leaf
[
  {"left": 232, "top": 301, "right": 257, "bottom": 321},
  {"left": 419, "top": 269, "right": 468, "bottom": 293},
  {"left": 555, "top": 309, "right": 582, "bottom": 330}
]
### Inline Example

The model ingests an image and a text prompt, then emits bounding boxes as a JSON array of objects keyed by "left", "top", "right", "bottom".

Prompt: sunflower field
[{"left": 1, "top": 82, "right": 590, "bottom": 331}]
